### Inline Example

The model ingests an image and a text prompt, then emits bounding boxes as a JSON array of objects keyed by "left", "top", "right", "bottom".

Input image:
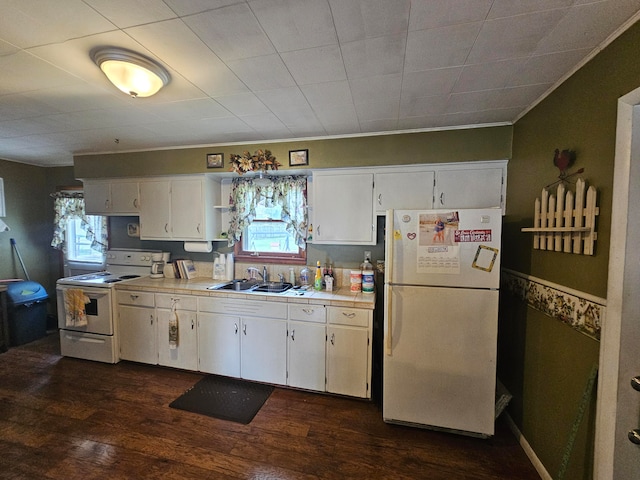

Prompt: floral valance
[
  {"left": 51, "top": 191, "right": 108, "bottom": 254},
  {"left": 227, "top": 175, "right": 307, "bottom": 249}
]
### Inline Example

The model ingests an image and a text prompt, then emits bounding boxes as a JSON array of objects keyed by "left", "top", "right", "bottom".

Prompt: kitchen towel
[
  {"left": 169, "top": 309, "right": 179, "bottom": 349},
  {"left": 64, "top": 288, "right": 89, "bottom": 327}
]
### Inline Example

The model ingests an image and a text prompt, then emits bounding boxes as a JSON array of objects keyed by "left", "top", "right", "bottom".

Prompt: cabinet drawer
[
  {"left": 117, "top": 290, "right": 155, "bottom": 307},
  {"left": 289, "top": 304, "right": 326, "bottom": 323},
  {"left": 156, "top": 293, "right": 197, "bottom": 311},
  {"left": 328, "top": 307, "right": 371, "bottom": 327},
  {"left": 199, "top": 297, "right": 287, "bottom": 319}
]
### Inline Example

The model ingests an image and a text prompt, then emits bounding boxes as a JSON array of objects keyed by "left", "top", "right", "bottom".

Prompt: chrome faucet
[{"left": 247, "top": 266, "right": 269, "bottom": 282}]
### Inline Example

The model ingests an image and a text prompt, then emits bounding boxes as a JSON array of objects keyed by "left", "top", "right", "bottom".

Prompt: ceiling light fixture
[{"left": 90, "top": 47, "right": 170, "bottom": 98}]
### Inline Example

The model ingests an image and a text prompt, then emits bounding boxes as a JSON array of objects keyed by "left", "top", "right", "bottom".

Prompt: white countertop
[{"left": 116, "top": 276, "right": 375, "bottom": 310}]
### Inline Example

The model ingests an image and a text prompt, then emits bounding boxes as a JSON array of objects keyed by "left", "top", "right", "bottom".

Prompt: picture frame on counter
[
  {"left": 289, "top": 149, "right": 308, "bottom": 166},
  {"left": 206, "top": 153, "right": 224, "bottom": 168}
]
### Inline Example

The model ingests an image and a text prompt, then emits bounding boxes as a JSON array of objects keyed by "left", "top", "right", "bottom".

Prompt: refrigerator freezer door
[
  {"left": 383, "top": 285, "right": 498, "bottom": 437},
  {"left": 387, "top": 208, "right": 502, "bottom": 289}
]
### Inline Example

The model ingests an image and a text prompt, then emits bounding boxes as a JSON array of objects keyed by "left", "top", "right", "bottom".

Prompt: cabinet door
[
  {"left": 118, "top": 305, "right": 157, "bottom": 364},
  {"left": 171, "top": 178, "right": 205, "bottom": 239},
  {"left": 241, "top": 317, "right": 287, "bottom": 385},
  {"left": 157, "top": 309, "right": 198, "bottom": 371},
  {"left": 110, "top": 181, "right": 139, "bottom": 214},
  {"left": 288, "top": 321, "right": 326, "bottom": 391},
  {"left": 313, "top": 173, "right": 375, "bottom": 244},
  {"left": 139, "top": 180, "right": 171, "bottom": 239},
  {"left": 374, "top": 171, "right": 434, "bottom": 213},
  {"left": 326, "top": 325, "right": 369, "bottom": 398},
  {"left": 198, "top": 313, "right": 241, "bottom": 377},
  {"left": 434, "top": 167, "right": 503, "bottom": 210},
  {"left": 84, "top": 181, "right": 110, "bottom": 214}
]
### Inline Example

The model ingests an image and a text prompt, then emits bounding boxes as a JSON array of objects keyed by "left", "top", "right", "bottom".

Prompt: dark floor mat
[{"left": 169, "top": 375, "right": 273, "bottom": 424}]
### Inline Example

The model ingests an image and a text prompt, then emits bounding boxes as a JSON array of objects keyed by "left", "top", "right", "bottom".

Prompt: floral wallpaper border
[{"left": 501, "top": 269, "right": 605, "bottom": 341}]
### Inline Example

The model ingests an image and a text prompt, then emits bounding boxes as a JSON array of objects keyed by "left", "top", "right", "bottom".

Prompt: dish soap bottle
[{"left": 314, "top": 260, "right": 323, "bottom": 290}]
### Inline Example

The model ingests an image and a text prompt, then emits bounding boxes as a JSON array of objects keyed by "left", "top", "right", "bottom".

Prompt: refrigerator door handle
[
  {"left": 384, "top": 283, "right": 392, "bottom": 355},
  {"left": 384, "top": 209, "right": 394, "bottom": 356}
]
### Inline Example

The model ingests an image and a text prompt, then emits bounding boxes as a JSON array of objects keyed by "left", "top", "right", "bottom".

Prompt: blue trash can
[{"left": 6, "top": 281, "right": 49, "bottom": 346}]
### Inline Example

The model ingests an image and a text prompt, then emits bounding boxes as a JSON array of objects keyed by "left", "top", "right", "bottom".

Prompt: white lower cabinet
[
  {"left": 156, "top": 294, "right": 198, "bottom": 371},
  {"left": 287, "top": 304, "right": 326, "bottom": 391},
  {"left": 198, "top": 313, "right": 241, "bottom": 377},
  {"left": 117, "top": 291, "right": 156, "bottom": 364},
  {"left": 326, "top": 306, "right": 372, "bottom": 399},
  {"left": 198, "top": 297, "right": 288, "bottom": 384},
  {"left": 241, "top": 316, "right": 287, "bottom": 385}
]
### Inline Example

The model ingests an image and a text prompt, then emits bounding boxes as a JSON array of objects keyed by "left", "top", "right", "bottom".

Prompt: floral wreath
[{"left": 229, "top": 149, "right": 281, "bottom": 175}]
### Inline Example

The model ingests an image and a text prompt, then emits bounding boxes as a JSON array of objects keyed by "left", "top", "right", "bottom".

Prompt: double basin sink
[{"left": 208, "top": 279, "right": 294, "bottom": 294}]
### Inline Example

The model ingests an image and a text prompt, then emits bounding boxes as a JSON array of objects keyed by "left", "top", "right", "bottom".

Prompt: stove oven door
[{"left": 56, "top": 285, "right": 113, "bottom": 335}]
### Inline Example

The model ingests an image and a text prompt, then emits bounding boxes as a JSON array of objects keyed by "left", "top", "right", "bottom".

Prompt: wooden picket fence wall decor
[{"left": 521, "top": 178, "right": 599, "bottom": 255}]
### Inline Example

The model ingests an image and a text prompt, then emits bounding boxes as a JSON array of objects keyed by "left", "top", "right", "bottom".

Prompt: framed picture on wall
[
  {"left": 206, "top": 153, "right": 224, "bottom": 168},
  {"left": 289, "top": 149, "right": 309, "bottom": 166}
]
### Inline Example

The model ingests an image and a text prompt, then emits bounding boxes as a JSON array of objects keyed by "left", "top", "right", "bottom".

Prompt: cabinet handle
[
  {"left": 302, "top": 308, "right": 313, "bottom": 315},
  {"left": 330, "top": 333, "right": 335, "bottom": 345},
  {"left": 243, "top": 324, "right": 247, "bottom": 335},
  {"left": 150, "top": 314, "right": 154, "bottom": 326},
  {"left": 164, "top": 223, "right": 169, "bottom": 233},
  {"left": 234, "top": 323, "right": 238, "bottom": 335},
  {"left": 378, "top": 193, "right": 382, "bottom": 206},
  {"left": 291, "top": 329, "right": 295, "bottom": 341},
  {"left": 341, "top": 312, "right": 356, "bottom": 318},
  {"left": 130, "top": 294, "right": 139, "bottom": 300},
  {"left": 133, "top": 198, "right": 139, "bottom": 209},
  {"left": 317, "top": 225, "right": 320, "bottom": 236},
  {"left": 191, "top": 319, "right": 194, "bottom": 330},
  {"left": 105, "top": 199, "right": 110, "bottom": 209},
  {"left": 197, "top": 223, "right": 201, "bottom": 234},
  {"left": 439, "top": 192, "right": 444, "bottom": 205},
  {"left": 629, "top": 429, "right": 640, "bottom": 445},
  {"left": 631, "top": 376, "right": 640, "bottom": 392}
]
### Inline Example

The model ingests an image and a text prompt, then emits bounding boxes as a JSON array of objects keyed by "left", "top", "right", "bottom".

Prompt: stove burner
[
  {"left": 119, "top": 275, "right": 140, "bottom": 280},
  {"left": 103, "top": 278, "right": 122, "bottom": 283}
]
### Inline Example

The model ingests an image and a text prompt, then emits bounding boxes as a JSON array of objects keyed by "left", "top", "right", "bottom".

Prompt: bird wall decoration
[{"left": 546, "top": 148, "right": 583, "bottom": 188}]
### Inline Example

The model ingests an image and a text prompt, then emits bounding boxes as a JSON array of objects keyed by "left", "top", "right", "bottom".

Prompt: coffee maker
[{"left": 150, "top": 252, "right": 169, "bottom": 278}]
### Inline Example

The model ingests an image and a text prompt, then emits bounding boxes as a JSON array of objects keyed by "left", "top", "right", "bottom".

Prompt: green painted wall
[
  {"left": 73, "top": 126, "right": 512, "bottom": 178},
  {"left": 0, "top": 160, "right": 79, "bottom": 319},
  {"left": 502, "top": 19, "right": 640, "bottom": 480}
]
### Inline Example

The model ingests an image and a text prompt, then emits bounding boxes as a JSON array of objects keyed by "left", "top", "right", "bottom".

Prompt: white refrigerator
[{"left": 383, "top": 208, "right": 502, "bottom": 438}]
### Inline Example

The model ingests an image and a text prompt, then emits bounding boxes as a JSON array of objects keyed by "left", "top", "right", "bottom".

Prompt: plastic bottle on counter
[
  {"left": 361, "top": 257, "right": 374, "bottom": 294},
  {"left": 314, "top": 261, "right": 323, "bottom": 290},
  {"left": 300, "top": 267, "right": 310, "bottom": 286},
  {"left": 289, "top": 267, "right": 296, "bottom": 286}
]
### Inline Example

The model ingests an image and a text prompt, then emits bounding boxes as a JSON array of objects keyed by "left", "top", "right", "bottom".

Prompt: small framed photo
[
  {"left": 206, "top": 153, "right": 224, "bottom": 168},
  {"left": 127, "top": 223, "right": 140, "bottom": 238},
  {"left": 289, "top": 149, "right": 309, "bottom": 166}
]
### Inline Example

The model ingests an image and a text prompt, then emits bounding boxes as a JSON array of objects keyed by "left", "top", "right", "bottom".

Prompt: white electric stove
[{"left": 56, "top": 249, "right": 160, "bottom": 363}]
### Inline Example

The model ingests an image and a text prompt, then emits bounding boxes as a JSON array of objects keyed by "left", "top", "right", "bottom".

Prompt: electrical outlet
[{"left": 364, "top": 250, "right": 371, "bottom": 261}]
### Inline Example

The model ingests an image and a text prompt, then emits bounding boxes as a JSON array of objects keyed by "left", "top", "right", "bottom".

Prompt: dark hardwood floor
[{"left": 0, "top": 334, "right": 539, "bottom": 479}]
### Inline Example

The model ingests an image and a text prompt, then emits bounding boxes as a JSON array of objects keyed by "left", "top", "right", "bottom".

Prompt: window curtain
[
  {"left": 227, "top": 175, "right": 308, "bottom": 249},
  {"left": 50, "top": 191, "right": 108, "bottom": 253}
]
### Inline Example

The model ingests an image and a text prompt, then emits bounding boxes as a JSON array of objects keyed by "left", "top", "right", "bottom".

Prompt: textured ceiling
[{"left": 1, "top": 0, "right": 639, "bottom": 167}]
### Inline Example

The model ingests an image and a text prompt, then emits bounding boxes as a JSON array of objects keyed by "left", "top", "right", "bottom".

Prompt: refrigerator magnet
[{"left": 472, "top": 245, "right": 498, "bottom": 272}]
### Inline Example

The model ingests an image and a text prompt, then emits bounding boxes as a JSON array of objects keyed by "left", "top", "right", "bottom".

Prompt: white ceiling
[{"left": 1, "top": 0, "right": 639, "bottom": 167}]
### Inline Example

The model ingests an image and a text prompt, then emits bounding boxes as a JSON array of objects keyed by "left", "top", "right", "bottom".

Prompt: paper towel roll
[{"left": 183, "top": 241, "right": 212, "bottom": 253}]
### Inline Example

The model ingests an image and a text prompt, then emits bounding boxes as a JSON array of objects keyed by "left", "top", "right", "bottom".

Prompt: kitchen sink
[
  {"left": 209, "top": 279, "right": 259, "bottom": 291},
  {"left": 207, "top": 279, "right": 293, "bottom": 293},
  {"left": 252, "top": 282, "right": 293, "bottom": 293}
]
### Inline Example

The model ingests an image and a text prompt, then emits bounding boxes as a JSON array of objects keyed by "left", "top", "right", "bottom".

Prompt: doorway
[{"left": 596, "top": 88, "right": 640, "bottom": 478}]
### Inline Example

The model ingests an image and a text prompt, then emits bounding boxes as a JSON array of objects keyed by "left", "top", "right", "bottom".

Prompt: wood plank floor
[{"left": 0, "top": 334, "right": 540, "bottom": 479}]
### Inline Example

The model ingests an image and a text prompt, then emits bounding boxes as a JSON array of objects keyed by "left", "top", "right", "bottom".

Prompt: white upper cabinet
[
  {"left": 84, "top": 179, "right": 140, "bottom": 215},
  {"left": 434, "top": 163, "right": 506, "bottom": 212},
  {"left": 139, "top": 175, "right": 221, "bottom": 241},
  {"left": 312, "top": 171, "right": 375, "bottom": 245},
  {"left": 374, "top": 170, "right": 435, "bottom": 213}
]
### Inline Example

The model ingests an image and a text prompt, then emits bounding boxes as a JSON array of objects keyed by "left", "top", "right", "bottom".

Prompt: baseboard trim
[{"left": 504, "top": 412, "right": 552, "bottom": 480}]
